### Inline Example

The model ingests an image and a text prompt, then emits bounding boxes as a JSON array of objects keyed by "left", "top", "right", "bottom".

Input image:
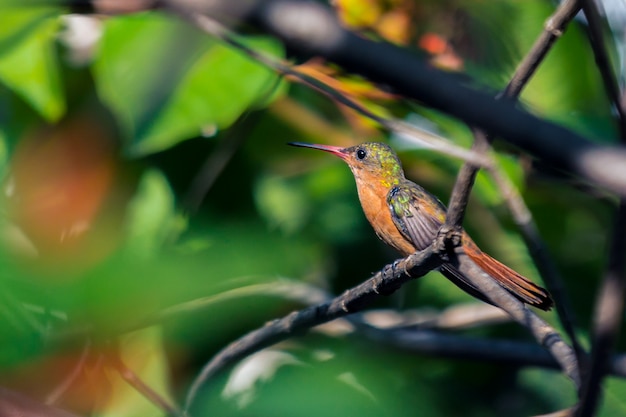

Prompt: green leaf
[
  {"left": 473, "top": 153, "right": 524, "bottom": 207},
  {"left": 93, "top": 12, "right": 284, "bottom": 156},
  {"left": 136, "top": 35, "right": 283, "bottom": 155},
  {"left": 519, "top": 368, "right": 576, "bottom": 414},
  {"left": 600, "top": 378, "right": 626, "bottom": 417},
  {"left": 0, "top": 128, "right": 7, "bottom": 174},
  {"left": 195, "top": 337, "right": 441, "bottom": 417},
  {"left": 124, "top": 169, "right": 184, "bottom": 257},
  {"left": 0, "top": 6, "right": 65, "bottom": 121},
  {"left": 254, "top": 174, "right": 310, "bottom": 234}
]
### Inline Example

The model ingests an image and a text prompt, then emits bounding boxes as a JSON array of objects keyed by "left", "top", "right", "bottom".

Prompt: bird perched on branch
[{"left": 289, "top": 141, "right": 553, "bottom": 311}]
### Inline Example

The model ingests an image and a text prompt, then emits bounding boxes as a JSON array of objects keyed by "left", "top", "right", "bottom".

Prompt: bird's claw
[{"left": 375, "top": 259, "right": 404, "bottom": 294}]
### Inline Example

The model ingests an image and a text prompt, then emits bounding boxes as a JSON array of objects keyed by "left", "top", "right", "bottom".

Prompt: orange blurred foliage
[
  {"left": 333, "top": 0, "right": 415, "bottom": 44},
  {"left": 419, "top": 32, "right": 464, "bottom": 71},
  {"left": 7, "top": 115, "right": 126, "bottom": 275}
]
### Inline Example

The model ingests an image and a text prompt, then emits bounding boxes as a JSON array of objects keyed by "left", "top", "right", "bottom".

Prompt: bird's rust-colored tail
[{"left": 462, "top": 238, "right": 553, "bottom": 311}]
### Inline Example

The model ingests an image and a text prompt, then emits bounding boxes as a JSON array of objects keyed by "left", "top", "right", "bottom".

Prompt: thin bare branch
[
  {"left": 487, "top": 165, "right": 583, "bottom": 357},
  {"left": 129, "top": 280, "right": 332, "bottom": 333},
  {"left": 501, "top": 0, "right": 582, "bottom": 99},
  {"left": 108, "top": 350, "right": 183, "bottom": 417},
  {"left": 440, "top": 128, "right": 490, "bottom": 237},
  {"left": 360, "top": 303, "right": 511, "bottom": 331},
  {"left": 576, "top": 1, "right": 626, "bottom": 414},
  {"left": 580, "top": 0, "right": 626, "bottom": 139},
  {"left": 363, "top": 326, "right": 560, "bottom": 371},
  {"left": 451, "top": 249, "right": 580, "bottom": 387},
  {"left": 577, "top": 202, "right": 626, "bottom": 416},
  {"left": 439, "top": 0, "right": 584, "bottom": 361},
  {"left": 45, "top": 341, "right": 92, "bottom": 405},
  {"left": 183, "top": 112, "right": 256, "bottom": 211}
]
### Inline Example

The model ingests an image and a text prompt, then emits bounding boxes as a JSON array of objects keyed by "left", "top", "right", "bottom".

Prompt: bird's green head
[{"left": 289, "top": 142, "right": 405, "bottom": 188}]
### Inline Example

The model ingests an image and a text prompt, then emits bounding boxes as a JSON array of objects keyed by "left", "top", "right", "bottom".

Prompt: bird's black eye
[{"left": 356, "top": 148, "right": 367, "bottom": 160}]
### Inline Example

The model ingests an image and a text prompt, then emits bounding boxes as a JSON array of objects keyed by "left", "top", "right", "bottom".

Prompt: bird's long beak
[{"left": 288, "top": 142, "right": 348, "bottom": 159}]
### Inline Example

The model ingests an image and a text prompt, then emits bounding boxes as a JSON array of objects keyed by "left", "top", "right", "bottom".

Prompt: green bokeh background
[{"left": 0, "top": 1, "right": 624, "bottom": 416}]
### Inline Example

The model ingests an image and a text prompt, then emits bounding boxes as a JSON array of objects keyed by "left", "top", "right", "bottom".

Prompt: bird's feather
[
  {"left": 387, "top": 181, "right": 553, "bottom": 311},
  {"left": 387, "top": 183, "right": 444, "bottom": 251}
]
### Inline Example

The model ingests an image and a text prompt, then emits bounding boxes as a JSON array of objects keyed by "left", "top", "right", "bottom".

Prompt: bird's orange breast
[{"left": 355, "top": 178, "right": 416, "bottom": 256}]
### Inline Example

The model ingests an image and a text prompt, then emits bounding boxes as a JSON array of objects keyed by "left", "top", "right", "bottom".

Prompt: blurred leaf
[
  {"left": 335, "top": 0, "right": 383, "bottom": 28},
  {"left": 460, "top": 1, "right": 520, "bottom": 87},
  {"left": 93, "top": 13, "right": 205, "bottom": 153},
  {"left": 136, "top": 35, "right": 283, "bottom": 155},
  {"left": 8, "top": 115, "right": 121, "bottom": 272},
  {"left": 302, "top": 164, "right": 365, "bottom": 244},
  {"left": 600, "top": 378, "right": 626, "bottom": 417},
  {"left": 177, "top": 219, "right": 322, "bottom": 283},
  {"left": 125, "top": 169, "right": 184, "bottom": 258},
  {"left": 473, "top": 153, "right": 524, "bottom": 207},
  {"left": 194, "top": 339, "right": 438, "bottom": 417},
  {"left": 518, "top": 368, "right": 576, "bottom": 414},
  {"left": 42, "top": 217, "right": 325, "bottom": 335},
  {"left": 254, "top": 174, "right": 310, "bottom": 234},
  {"left": 0, "top": 6, "right": 65, "bottom": 121},
  {"left": 94, "top": 12, "right": 284, "bottom": 155},
  {"left": 98, "top": 327, "right": 171, "bottom": 417},
  {"left": 0, "top": 128, "right": 7, "bottom": 173},
  {"left": 473, "top": 170, "right": 501, "bottom": 207},
  {"left": 334, "top": 0, "right": 414, "bottom": 45},
  {"left": 509, "top": 2, "right": 614, "bottom": 139}
]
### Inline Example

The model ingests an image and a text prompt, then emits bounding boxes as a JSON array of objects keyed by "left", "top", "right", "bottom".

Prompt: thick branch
[
  {"left": 365, "top": 327, "right": 562, "bottom": 371},
  {"left": 183, "top": 247, "right": 442, "bottom": 413},
  {"left": 39, "top": 0, "right": 626, "bottom": 191},
  {"left": 174, "top": 12, "right": 492, "bottom": 167},
  {"left": 216, "top": 0, "right": 626, "bottom": 195},
  {"left": 183, "top": 242, "right": 580, "bottom": 415}
]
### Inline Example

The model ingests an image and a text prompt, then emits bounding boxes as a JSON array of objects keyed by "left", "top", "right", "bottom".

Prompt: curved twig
[
  {"left": 108, "top": 346, "right": 183, "bottom": 417},
  {"left": 45, "top": 340, "right": 92, "bottom": 405}
]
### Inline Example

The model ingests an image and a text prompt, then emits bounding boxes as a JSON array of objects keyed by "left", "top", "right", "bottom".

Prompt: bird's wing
[
  {"left": 387, "top": 183, "right": 554, "bottom": 311},
  {"left": 387, "top": 183, "right": 445, "bottom": 251},
  {"left": 387, "top": 185, "right": 508, "bottom": 307}
]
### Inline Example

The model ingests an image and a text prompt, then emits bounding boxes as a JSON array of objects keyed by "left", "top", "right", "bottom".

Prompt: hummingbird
[{"left": 289, "top": 141, "right": 553, "bottom": 311}]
